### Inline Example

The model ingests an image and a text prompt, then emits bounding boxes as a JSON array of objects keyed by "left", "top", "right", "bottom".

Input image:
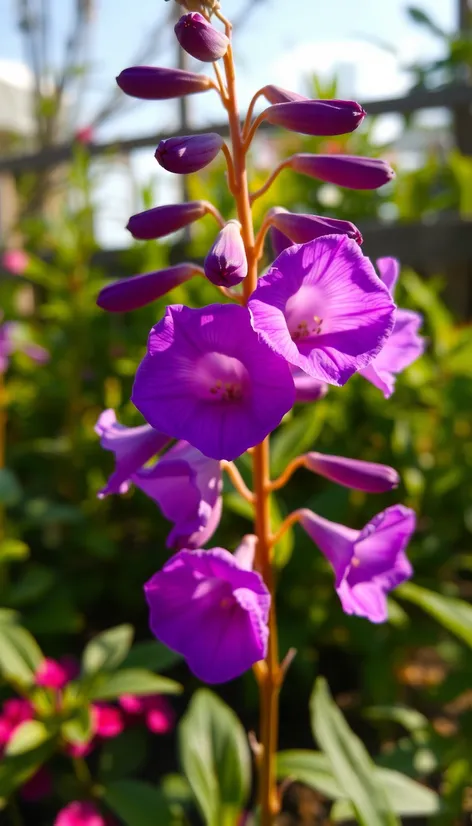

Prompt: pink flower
[
  {"left": 75, "top": 126, "right": 94, "bottom": 144},
  {"left": 36, "top": 658, "right": 70, "bottom": 690},
  {"left": 92, "top": 704, "right": 124, "bottom": 739},
  {"left": 119, "top": 694, "right": 175, "bottom": 734},
  {"left": 64, "top": 740, "right": 95, "bottom": 759},
  {"left": 2, "top": 249, "right": 29, "bottom": 275},
  {"left": 54, "top": 801, "right": 107, "bottom": 826},
  {"left": 0, "top": 698, "right": 34, "bottom": 744}
]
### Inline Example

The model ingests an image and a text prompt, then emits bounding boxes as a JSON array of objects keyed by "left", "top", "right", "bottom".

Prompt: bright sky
[{"left": 0, "top": 0, "right": 457, "bottom": 245}]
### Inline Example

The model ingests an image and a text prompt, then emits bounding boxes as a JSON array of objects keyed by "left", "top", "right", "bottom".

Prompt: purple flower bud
[
  {"left": 175, "top": 13, "right": 229, "bottom": 62},
  {"left": 269, "top": 208, "right": 363, "bottom": 245},
  {"left": 97, "top": 264, "right": 203, "bottom": 312},
  {"left": 289, "top": 154, "right": 395, "bottom": 190},
  {"left": 127, "top": 201, "right": 210, "bottom": 241},
  {"left": 156, "top": 133, "right": 223, "bottom": 174},
  {"left": 263, "top": 100, "right": 366, "bottom": 136},
  {"left": 116, "top": 66, "right": 213, "bottom": 100},
  {"left": 304, "top": 452, "right": 400, "bottom": 492},
  {"left": 204, "top": 220, "right": 248, "bottom": 287},
  {"left": 261, "top": 85, "right": 307, "bottom": 105},
  {"left": 270, "top": 225, "right": 293, "bottom": 258}
]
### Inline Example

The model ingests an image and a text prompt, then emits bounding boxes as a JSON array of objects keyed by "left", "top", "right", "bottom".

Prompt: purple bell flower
[
  {"left": 95, "top": 411, "right": 222, "bottom": 549},
  {"left": 270, "top": 225, "right": 293, "bottom": 258},
  {"left": 300, "top": 505, "right": 415, "bottom": 622},
  {"left": 261, "top": 85, "right": 307, "bottom": 104},
  {"left": 269, "top": 207, "right": 362, "bottom": 245},
  {"left": 116, "top": 66, "right": 213, "bottom": 100},
  {"left": 291, "top": 367, "right": 328, "bottom": 403},
  {"left": 96, "top": 264, "right": 203, "bottom": 312},
  {"left": 144, "top": 539, "right": 270, "bottom": 683},
  {"left": 360, "top": 258, "right": 425, "bottom": 397},
  {"left": 127, "top": 201, "right": 211, "bottom": 241},
  {"left": 264, "top": 100, "right": 366, "bottom": 137},
  {"left": 175, "top": 13, "right": 229, "bottom": 62},
  {"left": 289, "top": 154, "right": 395, "bottom": 190},
  {"left": 248, "top": 235, "right": 395, "bottom": 386},
  {"left": 304, "top": 452, "right": 400, "bottom": 492},
  {"left": 131, "top": 303, "right": 295, "bottom": 461},
  {"left": 204, "top": 220, "right": 248, "bottom": 287},
  {"left": 155, "top": 133, "right": 223, "bottom": 174}
]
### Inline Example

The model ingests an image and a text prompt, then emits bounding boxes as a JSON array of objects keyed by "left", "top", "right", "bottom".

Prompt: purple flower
[
  {"left": 360, "top": 257, "right": 425, "bottom": 397},
  {"left": 300, "top": 505, "right": 415, "bottom": 622},
  {"left": 144, "top": 540, "right": 270, "bottom": 683},
  {"left": 304, "top": 452, "right": 399, "bottom": 492},
  {"left": 0, "top": 318, "right": 49, "bottom": 374},
  {"left": 261, "top": 85, "right": 307, "bottom": 104},
  {"left": 96, "top": 411, "right": 221, "bottom": 548},
  {"left": 155, "top": 133, "right": 223, "bottom": 174},
  {"left": 248, "top": 235, "right": 396, "bottom": 386},
  {"left": 127, "top": 201, "right": 211, "bottom": 241},
  {"left": 289, "top": 154, "right": 395, "bottom": 190},
  {"left": 291, "top": 367, "right": 328, "bottom": 403},
  {"left": 96, "top": 264, "right": 203, "bottom": 313},
  {"left": 270, "top": 225, "right": 293, "bottom": 258},
  {"left": 204, "top": 220, "right": 247, "bottom": 287},
  {"left": 131, "top": 303, "right": 295, "bottom": 461},
  {"left": 174, "top": 13, "right": 229, "bottom": 62},
  {"left": 263, "top": 100, "right": 366, "bottom": 136},
  {"left": 116, "top": 66, "right": 213, "bottom": 99},
  {"left": 269, "top": 207, "right": 362, "bottom": 245}
]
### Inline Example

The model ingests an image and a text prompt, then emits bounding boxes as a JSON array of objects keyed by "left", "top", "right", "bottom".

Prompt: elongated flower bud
[
  {"left": 289, "top": 154, "right": 395, "bottom": 190},
  {"left": 269, "top": 208, "right": 363, "bottom": 245},
  {"left": 204, "top": 220, "right": 248, "bottom": 287},
  {"left": 263, "top": 100, "right": 365, "bottom": 136},
  {"left": 304, "top": 452, "right": 400, "bottom": 492},
  {"left": 261, "top": 84, "right": 307, "bottom": 105},
  {"left": 96, "top": 264, "right": 203, "bottom": 312},
  {"left": 175, "top": 13, "right": 229, "bottom": 62},
  {"left": 127, "top": 201, "right": 210, "bottom": 240},
  {"left": 155, "top": 133, "right": 223, "bottom": 174},
  {"left": 117, "top": 66, "right": 213, "bottom": 100}
]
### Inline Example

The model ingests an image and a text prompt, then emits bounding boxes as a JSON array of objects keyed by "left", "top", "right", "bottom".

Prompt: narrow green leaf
[
  {"left": 397, "top": 582, "right": 472, "bottom": 647},
  {"left": 331, "top": 768, "right": 440, "bottom": 821},
  {"left": 61, "top": 705, "right": 92, "bottom": 745},
  {"left": 0, "top": 740, "right": 55, "bottom": 798},
  {"left": 82, "top": 624, "right": 134, "bottom": 675},
  {"left": 87, "top": 668, "right": 182, "bottom": 700},
  {"left": 310, "top": 678, "right": 398, "bottom": 826},
  {"left": 122, "top": 640, "right": 182, "bottom": 672},
  {"left": 179, "top": 689, "right": 251, "bottom": 826},
  {"left": 0, "top": 539, "right": 29, "bottom": 562},
  {"left": 276, "top": 750, "right": 341, "bottom": 799},
  {"left": 5, "top": 721, "right": 51, "bottom": 756},
  {"left": 364, "top": 705, "right": 429, "bottom": 734},
  {"left": 104, "top": 779, "right": 174, "bottom": 826},
  {"left": 0, "top": 623, "right": 42, "bottom": 684}
]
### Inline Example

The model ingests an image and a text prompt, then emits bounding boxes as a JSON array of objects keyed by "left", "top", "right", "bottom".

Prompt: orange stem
[
  {"left": 243, "top": 89, "right": 265, "bottom": 139},
  {"left": 243, "top": 110, "right": 268, "bottom": 152},
  {"left": 221, "top": 461, "right": 255, "bottom": 504},
  {"left": 250, "top": 159, "right": 290, "bottom": 204},
  {"left": 269, "top": 509, "right": 303, "bottom": 549},
  {"left": 222, "top": 35, "right": 280, "bottom": 826},
  {"left": 269, "top": 455, "right": 307, "bottom": 492}
]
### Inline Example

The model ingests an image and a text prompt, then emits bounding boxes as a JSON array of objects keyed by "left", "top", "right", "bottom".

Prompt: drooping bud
[
  {"left": 175, "top": 13, "right": 229, "bottom": 62},
  {"left": 204, "top": 220, "right": 247, "bottom": 287},
  {"left": 289, "top": 154, "right": 395, "bottom": 190},
  {"left": 304, "top": 452, "right": 400, "bottom": 493},
  {"left": 263, "top": 100, "right": 366, "bottom": 136},
  {"left": 155, "top": 132, "right": 223, "bottom": 174},
  {"left": 261, "top": 85, "right": 307, "bottom": 105},
  {"left": 116, "top": 66, "right": 213, "bottom": 100},
  {"left": 127, "top": 201, "right": 210, "bottom": 240},
  {"left": 96, "top": 264, "right": 203, "bottom": 312},
  {"left": 269, "top": 208, "right": 363, "bottom": 245}
]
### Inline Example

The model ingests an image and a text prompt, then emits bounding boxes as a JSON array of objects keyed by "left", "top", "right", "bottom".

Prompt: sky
[{"left": 0, "top": 0, "right": 457, "bottom": 246}]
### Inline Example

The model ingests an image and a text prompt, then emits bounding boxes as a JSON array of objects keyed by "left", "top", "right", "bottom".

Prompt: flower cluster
[{"left": 96, "top": 4, "right": 424, "bottom": 684}]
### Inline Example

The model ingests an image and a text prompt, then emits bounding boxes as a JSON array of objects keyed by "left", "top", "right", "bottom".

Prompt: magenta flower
[
  {"left": 92, "top": 703, "right": 124, "bottom": 739},
  {"left": 156, "top": 133, "right": 223, "bottom": 174},
  {"left": 35, "top": 658, "right": 70, "bottom": 690},
  {"left": 289, "top": 154, "right": 394, "bottom": 190},
  {"left": 2, "top": 249, "right": 29, "bottom": 275},
  {"left": 145, "top": 541, "right": 270, "bottom": 683},
  {"left": 204, "top": 220, "right": 248, "bottom": 287},
  {"left": 96, "top": 264, "right": 203, "bottom": 313},
  {"left": 0, "top": 698, "right": 34, "bottom": 746},
  {"left": 300, "top": 505, "right": 415, "bottom": 622},
  {"left": 360, "top": 257, "right": 425, "bottom": 397},
  {"left": 269, "top": 208, "right": 362, "bottom": 245},
  {"left": 264, "top": 99, "right": 365, "bottom": 136},
  {"left": 116, "top": 66, "right": 213, "bottom": 99},
  {"left": 131, "top": 303, "right": 295, "bottom": 461},
  {"left": 305, "top": 452, "right": 399, "bottom": 492},
  {"left": 248, "top": 235, "right": 395, "bottom": 386},
  {"left": 54, "top": 801, "right": 107, "bottom": 826},
  {"left": 96, "top": 411, "right": 222, "bottom": 549},
  {"left": 291, "top": 367, "right": 328, "bottom": 403},
  {"left": 174, "top": 13, "right": 229, "bottom": 62},
  {"left": 119, "top": 694, "right": 175, "bottom": 733},
  {"left": 127, "top": 201, "right": 211, "bottom": 241}
]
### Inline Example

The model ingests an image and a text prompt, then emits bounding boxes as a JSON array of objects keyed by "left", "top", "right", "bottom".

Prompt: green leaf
[
  {"left": 0, "top": 740, "right": 55, "bottom": 798},
  {"left": 271, "top": 405, "right": 325, "bottom": 476},
  {"left": 331, "top": 768, "right": 440, "bottom": 821},
  {"left": 61, "top": 705, "right": 92, "bottom": 745},
  {"left": 0, "top": 622, "right": 42, "bottom": 684},
  {"left": 87, "top": 668, "right": 182, "bottom": 700},
  {"left": 178, "top": 689, "right": 251, "bottom": 826},
  {"left": 397, "top": 582, "right": 472, "bottom": 647},
  {"left": 0, "top": 539, "right": 29, "bottom": 562},
  {"left": 82, "top": 624, "right": 134, "bottom": 675},
  {"left": 0, "top": 469, "right": 22, "bottom": 506},
  {"left": 104, "top": 779, "right": 174, "bottom": 826},
  {"left": 276, "top": 750, "right": 341, "bottom": 799},
  {"left": 5, "top": 721, "right": 51, "bottom": 756},
  {"left": 310, "top": 678, "right": 398, "bottom": 826},
  {"left": 122, "top": 640, "right": 182, "bottom": 672},
  {"left": 364, "top": 705, "right": 429, "bottom": 734},
  {"left": 100, "top": 728, "right": 148, "bottom": 781}
]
